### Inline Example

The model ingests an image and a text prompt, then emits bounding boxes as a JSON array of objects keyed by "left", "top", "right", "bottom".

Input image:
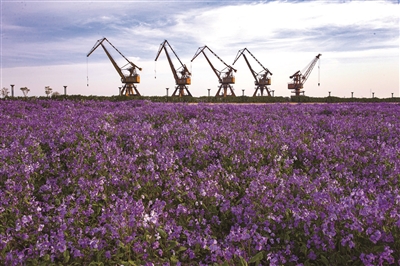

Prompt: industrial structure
[
  {"left": 155, "top": 40, "right": 192, "bottom": 97},
  {"left": 191, "top": 46, "right": 236, "bottom": 97},
  {"left": 233, "top": 48, "right": 272, "bottom": 96},
  {"left": 87, "top": 38, "right": 142, "bottom": 96},
  {"left": 83, "top": 39, "right": 324, "bottom": 97},
  {"left": 288, "top": 54, "right": 321, "bottom": 96}
]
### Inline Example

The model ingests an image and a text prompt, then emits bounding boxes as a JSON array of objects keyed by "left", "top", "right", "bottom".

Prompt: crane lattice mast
[
  {"left": 191, "top": 46, "right": 236, "bottom": 97},
  {"left": 87, "top": 37, "right": 142, "bottom": 96},
  {"left": 233, "top": 48, "right": 272, "bottom": 96},
  {"left": 155, "top": 40, "right": 192, "bottom": 97},
  {"left": 288, "top": 54, "right": 321, "bottom": 96}
]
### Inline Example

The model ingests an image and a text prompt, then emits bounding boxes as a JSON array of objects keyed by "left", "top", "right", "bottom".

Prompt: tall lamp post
[{"left": 10, "top": 84, "right": 14, "bottom": 97}]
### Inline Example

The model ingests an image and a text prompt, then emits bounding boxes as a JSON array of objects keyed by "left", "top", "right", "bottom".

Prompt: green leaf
[
  {"left": 320, "top": 255, "right": 329, "bottom": 265},
  {"left": 239, "top": 256, "right": 248, "bottom": 266},
  {"left": 168, "top": 240, "right": 178, "bottom": 250},
  {"left": 300, "top": 244, "right": 308, "bottom": 255},
  {"left": 372, "top": 245, "right": 385, "bottom": 253},
  {"left": 63, "top": 250, "right": 70, "bottom": 263},
  {"left": 170, "top": 255, "right": 179, "bottom": 263},
  {"left": 156, "top": 228, "right": 168, "bottom": 239},
  {"left": 249, "top": 251, "right": 264, "bottom": 263},
  {"left": 284, "top": 231, "right": 291, "bottom": 242},
  {"left": 177, "top": 246, "right": 187, "bottom": 253}
]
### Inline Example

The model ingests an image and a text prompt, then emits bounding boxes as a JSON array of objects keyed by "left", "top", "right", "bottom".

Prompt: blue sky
[{"left": 1, "top": 0, "right": 399, "bottom": 98}]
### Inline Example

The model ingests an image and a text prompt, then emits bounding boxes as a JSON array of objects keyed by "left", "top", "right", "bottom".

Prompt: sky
[{"left": 1, "top": 0, "right": 399, "bottom": 98}]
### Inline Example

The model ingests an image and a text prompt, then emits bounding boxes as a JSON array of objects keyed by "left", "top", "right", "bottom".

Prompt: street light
[{"left": 10, "top": 84, "right": 14, "bottom": 97}]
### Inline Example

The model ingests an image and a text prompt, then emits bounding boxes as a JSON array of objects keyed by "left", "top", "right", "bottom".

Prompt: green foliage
[{"left": 2, "top": 94, "right": 400, "bottom": 103}]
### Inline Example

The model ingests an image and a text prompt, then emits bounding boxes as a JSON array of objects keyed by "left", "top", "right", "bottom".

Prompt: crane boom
[
  {"left": 233, "top": 48, "right": 271, "bottom": 75},
  {"left": 301, "top": 53, "right": 321, "bottom": 84},
  {"left": 233, "top": 49, "right": 258, "bottom": 82},
  {"left": 191, "top": 46, "right": 236, "bottom": 97},
  {"left": 233, "top": 48, "right": 272, "bottom": 96},
  {"left": 87, "top": 37, "right": 142, "bottom": 96},
  {"left": 192, "top": 46, "right": 222, "bottom": 82},
  {"left": 154, "top": 40, "right": 192, "bottom": 97},
  {"left": 288, "top": 54, "right": 321, "bottom": 96},
  {"left": 87, "top": 38, "right": 124, "bottom": 79}
]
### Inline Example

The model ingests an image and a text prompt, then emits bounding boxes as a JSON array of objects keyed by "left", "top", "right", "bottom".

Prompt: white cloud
[{"left": 1, "top": 0, "right": 398, "bottom": 98}]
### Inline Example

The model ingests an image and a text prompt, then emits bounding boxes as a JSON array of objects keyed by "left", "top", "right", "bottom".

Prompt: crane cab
[
  {"left": 257, "top": 78, "right": 271, "bottom": 86},
  {"left": 222, "top": 77, "right": 235, "bottom": 84},
  {"left": 177, "top": 77, "right": 191, "bottom": 85},
  {"left": 288, "top": 83, "right": 303, "bottom": 89},
  {"left": 123, "top": 75, "right": 140, "bottom": 84}
]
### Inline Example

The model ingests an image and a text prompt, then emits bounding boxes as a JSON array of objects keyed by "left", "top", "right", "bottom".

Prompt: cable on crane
[
  {"left": 318, "top": 57, "right": 321, "bottom": 86},
  {"left": 86, "top": 57, "right": 89, "bottom": 86}
]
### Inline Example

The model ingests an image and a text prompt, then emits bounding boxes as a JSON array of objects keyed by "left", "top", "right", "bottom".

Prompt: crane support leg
[
  {"left": 121, "top": 84, "right": 141, "bottom": 96},
  {"left": 215, "top": 84, "right": 235, "bottom": 97},
  {"left": 172, "top": 85, "right": 192, "bottom": 97},
  {"left": 253, "top": 85, "right": 271, "bottom": 96}
]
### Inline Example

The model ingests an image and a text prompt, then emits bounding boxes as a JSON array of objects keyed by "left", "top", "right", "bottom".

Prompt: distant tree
[
  {"left": 20, "top": 87, "right": 30, "bottom": 97},
  {"left": 45, "top": 86, "right": 53, "bottom": 97},
  {"left": 1, "top": 87, "right": 9, "bottom": 98},
  {"left": 52, "top": 91, "right": 60, "bottom": 97}
]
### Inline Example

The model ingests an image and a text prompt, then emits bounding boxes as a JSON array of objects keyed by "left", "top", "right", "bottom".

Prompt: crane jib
[{"left": 86, "top": 37, "right": 142, "bottom": 96}]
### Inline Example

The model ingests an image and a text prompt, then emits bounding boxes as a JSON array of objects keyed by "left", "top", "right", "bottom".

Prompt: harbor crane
[
  {"left": 87, "top": 38, "right": 142, "bottom": 96},
  {"left": 288, "top": 54, "right": 321, "bottom": 96},
  {"left": 155, "top": 40, "right": 192, "bottom": 97},
  {"left": 233, "top": 48, "right": 272, "bottom": 96},
  {"left": 191, "top": 46, "right": 236, "bottom": 97}
]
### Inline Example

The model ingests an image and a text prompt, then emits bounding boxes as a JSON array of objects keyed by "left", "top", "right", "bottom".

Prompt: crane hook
[
  {"left": 318, "top": 57, "right": 321, "bottom": 86},
  {"left": 87, "top": 57, "right": 89, "bottom": 86},
  {"left": 154, "top": 61, "right": 157, "bottom": 79}
]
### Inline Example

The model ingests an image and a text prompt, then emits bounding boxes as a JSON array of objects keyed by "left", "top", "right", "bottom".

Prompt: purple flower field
[{"left": 1, "top": 100, "right": 399, "bottom": 265}]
